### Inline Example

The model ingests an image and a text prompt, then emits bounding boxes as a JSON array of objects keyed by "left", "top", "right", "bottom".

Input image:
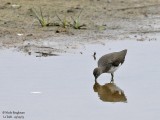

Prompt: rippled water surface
[{"left": 0, "top": 40, "right": 160, "bottom": 120}]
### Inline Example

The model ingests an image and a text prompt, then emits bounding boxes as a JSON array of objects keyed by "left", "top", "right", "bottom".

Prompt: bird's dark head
[{"left": 93, "top": 68, "right": 101, "bottom": 80}]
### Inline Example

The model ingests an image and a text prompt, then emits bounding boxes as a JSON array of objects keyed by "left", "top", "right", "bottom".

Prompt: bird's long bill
[{"left": 95, "top": 78, "right": 97, "bottom": 82}]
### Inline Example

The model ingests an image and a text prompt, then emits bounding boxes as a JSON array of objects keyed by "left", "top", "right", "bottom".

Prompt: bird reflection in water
[{"left": 93, "top": 80, "right": 127, "bottom": 103}]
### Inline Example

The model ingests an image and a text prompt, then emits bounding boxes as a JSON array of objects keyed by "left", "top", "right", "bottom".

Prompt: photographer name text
[{"left": 2, "top": 111, "right": 25, "bottom": 119}]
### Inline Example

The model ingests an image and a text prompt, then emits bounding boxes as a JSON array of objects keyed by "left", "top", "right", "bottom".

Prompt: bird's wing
[
  {"left": 98, "top": 50, "right": 127, "bottom": 67},
  {"left": 98, "top": 53, "right": 118, "bottom": 67}
]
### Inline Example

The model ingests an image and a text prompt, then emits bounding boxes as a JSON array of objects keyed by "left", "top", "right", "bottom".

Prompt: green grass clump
[
  {"left": 70, "top": 10, "right": 86, "bottom": 29},
  {"left": 55, "top": 12, "right": 70, "bottom": 28},
  {"left": 31, "top": 8, "right": 50, "bottom": 27}
]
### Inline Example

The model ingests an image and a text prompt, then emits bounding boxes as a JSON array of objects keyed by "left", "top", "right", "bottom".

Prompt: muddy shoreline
[{"left": 0, "top": 0, "right": 160, "bottom": 56}]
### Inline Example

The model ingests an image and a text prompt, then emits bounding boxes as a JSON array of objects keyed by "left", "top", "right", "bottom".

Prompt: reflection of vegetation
[
  {"left": 31, "top": 8, "right": 50, "bottom": 27},
  {"left": 70, "top": 10, "right": 86, "bottom": 29}
]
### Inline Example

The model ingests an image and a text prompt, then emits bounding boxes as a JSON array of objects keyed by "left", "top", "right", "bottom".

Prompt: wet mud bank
[{"left": 0, "top": 0, "right": 160, "bottom": 55}]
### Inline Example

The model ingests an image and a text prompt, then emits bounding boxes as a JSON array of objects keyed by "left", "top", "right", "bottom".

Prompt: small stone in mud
[
  {"left": 55, "top": 30, "right": 60, "bottom": 33},
  {"left": 6, "top": 2, "right": 11, "bottom": 5},
  {"left": 55, "top": 28, "right": 67, "bottom": 33},
  {"left": 67, "top": 9, "right": 74, "bottom": 13},
  {"left": 27, "top": 34, "right": 33, "bottom": 36},
  {"left": 74, "top": 5, "right": 81, "bottom": 9},
  {"left": 80, "top": 52, "right": 83, "bottom": 54},
  {"left": 11, "top": 4, "right": 21, "bottom": 9}
]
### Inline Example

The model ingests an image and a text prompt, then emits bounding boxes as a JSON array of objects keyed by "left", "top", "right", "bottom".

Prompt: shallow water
[{"left": 0, "top": 40, "right": 160, "bottom": 120}]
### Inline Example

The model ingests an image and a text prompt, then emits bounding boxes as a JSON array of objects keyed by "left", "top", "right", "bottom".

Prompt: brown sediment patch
[{"left": 0, "top": 0, "right": 160, "bottom": 55}]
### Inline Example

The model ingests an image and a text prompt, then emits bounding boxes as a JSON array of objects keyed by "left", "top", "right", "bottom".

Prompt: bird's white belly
[{"left": 107, "top": 64, "right": 121, "bottom": 73}]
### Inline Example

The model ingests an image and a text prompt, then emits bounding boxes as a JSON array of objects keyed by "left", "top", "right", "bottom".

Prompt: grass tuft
[
  {"left": 55, "top": 12, "right": 70, "bottom": 28},
  {"left": 70, "top": 9, "right": 86, "bottom": 29},
  {"left": 31, "top": 8, "right": 50, "bottom": 27}
]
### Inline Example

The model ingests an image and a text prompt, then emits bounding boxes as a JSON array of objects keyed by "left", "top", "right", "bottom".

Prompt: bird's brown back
[{"left": 98, "top": 49, "right": 127, "bottom": 67}]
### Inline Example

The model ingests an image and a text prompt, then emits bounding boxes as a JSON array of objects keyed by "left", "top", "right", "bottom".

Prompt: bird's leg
[{"left": 110, "top": 73, "right": 114, "bottom": 83}]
